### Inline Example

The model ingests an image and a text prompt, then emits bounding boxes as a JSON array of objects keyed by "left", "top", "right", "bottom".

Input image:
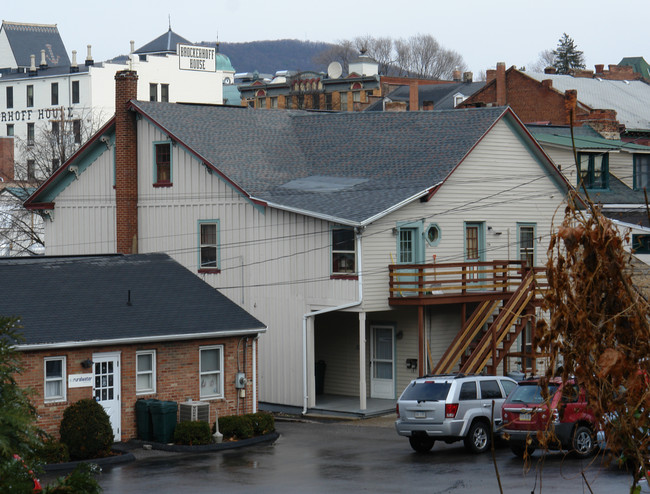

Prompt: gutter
[
  {"left": 302, "top": 228, "right": 364, "bottom": 415},
  {"left": 15, "top": 327, "right": 267, "bottom": 351}
]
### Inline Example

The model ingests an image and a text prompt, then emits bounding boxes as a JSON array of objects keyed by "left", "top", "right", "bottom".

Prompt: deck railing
[{"left": 388, "top": 260, "right": 544, "bottom": 300}]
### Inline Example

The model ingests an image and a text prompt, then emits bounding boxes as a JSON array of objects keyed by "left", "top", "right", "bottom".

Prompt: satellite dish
[{"left": 327, "top": 61, "right": 342, "bottom": 79}]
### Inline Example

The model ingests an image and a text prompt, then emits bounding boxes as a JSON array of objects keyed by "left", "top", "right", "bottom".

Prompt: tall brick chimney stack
[
  {"left": 564, "top": 89, "right": 578, "bottom": 126},
  {"left": 496, "top": 62, "right": 506, "bottom": 106},
  {"left": 409, "top": 82, "right": 418, "bottom": 111},
  {"left": 114, "top": 70, "right": 139, "bottom": 254}
]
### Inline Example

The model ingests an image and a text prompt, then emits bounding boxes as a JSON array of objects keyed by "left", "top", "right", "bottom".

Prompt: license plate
[
  {"left": 519, "top": 413, "right": 531, "bottom": 421},
  {"left": 415, "top": 411, "right": 426, "bottom": 418}
]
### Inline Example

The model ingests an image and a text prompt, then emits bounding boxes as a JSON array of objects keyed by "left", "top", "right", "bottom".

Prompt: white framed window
[
  {"left": 136, "top": 350, "right": 156, "bottom": 394},
  {"left": 518, "top": 223, "right": 536, "bottom": 267},
  {"left": 199, "top": 345, "right": 223, "bottom": 399},
  {"left": 198, "top": 220, "right": 219, "bottom": 271},
  {"left": 44, "top": 356, "right": 66, "bottom": 402}
]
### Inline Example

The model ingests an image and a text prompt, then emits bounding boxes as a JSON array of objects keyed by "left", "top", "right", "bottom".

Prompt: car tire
[
  {"left": 408, "top": 435, "right": 435, "bottom": 453},
  {"left": 572, "top": 425, "right": 596, "bottom": 458},
  {"left": 510, "top": 441, "right": 535, "bottom": 458},
  {"left": 464, "top": 421, "right": 490, "bottom": 454}
]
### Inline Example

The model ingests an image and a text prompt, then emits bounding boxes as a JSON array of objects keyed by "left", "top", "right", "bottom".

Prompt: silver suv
[{"left": 395, "top": 373, "right": 517, "bottom": 453}]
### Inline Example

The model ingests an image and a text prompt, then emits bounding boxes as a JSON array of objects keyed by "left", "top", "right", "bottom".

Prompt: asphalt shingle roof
[
  {"left": 366, "top": 81, "right": 486, "bottom": 111},
  {"left": 0, "top": 253, "right": 266, "bottom": 347},
  {"left": 1, "top": 22, "right": 70, "bottom": 68},
  {"left": 131, "top": 102, "right": 508, "bottom": 223},
  {"left": 135, "top": 29, "right": 191, "bottom": 55}
]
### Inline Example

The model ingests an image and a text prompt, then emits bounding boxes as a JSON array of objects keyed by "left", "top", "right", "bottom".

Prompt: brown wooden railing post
[{"left": 419, "top": 266, "right": 424, "bottom": 297}]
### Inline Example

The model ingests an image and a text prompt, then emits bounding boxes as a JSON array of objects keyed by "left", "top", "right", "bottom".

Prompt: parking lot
[{"left": 92, "top": 415, "right": 633, "bottom": 493}]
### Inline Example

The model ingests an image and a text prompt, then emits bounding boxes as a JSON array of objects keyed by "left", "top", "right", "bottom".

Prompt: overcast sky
[{"left": 3, "top": 0, "right": 646, "bottom": 76}]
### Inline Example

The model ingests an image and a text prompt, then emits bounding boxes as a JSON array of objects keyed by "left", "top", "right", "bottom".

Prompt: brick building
[{"left": 2, "top": 253, "right": 266, "bottom": 441}]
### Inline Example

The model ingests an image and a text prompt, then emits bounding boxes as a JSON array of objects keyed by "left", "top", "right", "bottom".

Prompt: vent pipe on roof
[
  {"left": 130, "top": 40, "right": 135, "bottom": 54},
  {"left": 70, "top": 50, "right": 79, "bottom": 73},
  {"left": 39, "top": 49, "right": 48, "bottom": 69},
  {"left": 85, "top": 45, "right": 94, "bottom": 66}
]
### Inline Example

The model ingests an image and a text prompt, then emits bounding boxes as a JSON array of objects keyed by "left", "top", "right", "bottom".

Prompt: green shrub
[
  {"left": 245, "top": 412, "right": 275, "bottom": 435},
  {"left": 214, "top": 412, "right": 274, "bottom": 440},
  {"left": 39, "top": 438, "right": 70, "bottom": 464},
  {"left": 173, "top": 421, "right": 212, "bottom": 445},
  {"left": 59, "top": 399, "right": 114, "bottom": 461},
  {"left": 45, "top": 463, "right": 102, "bottom": 494}
]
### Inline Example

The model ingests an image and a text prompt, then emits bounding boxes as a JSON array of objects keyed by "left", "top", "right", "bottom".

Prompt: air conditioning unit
[{"left": 179, "top": 401, "right": 210, "bottom": 422}]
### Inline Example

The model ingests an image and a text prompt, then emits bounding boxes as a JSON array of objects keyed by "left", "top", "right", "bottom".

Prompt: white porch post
[
  {"left": 307, "top": 315, "right": 316, "bottom": 408},
  {"left": 359, "top": 311, "right": 367, "bottom": 410}
]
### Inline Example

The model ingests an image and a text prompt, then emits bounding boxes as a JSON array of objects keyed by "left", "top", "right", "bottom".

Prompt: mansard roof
[{"left": 0, "top": 21, "right": 70, "bottom": 69}]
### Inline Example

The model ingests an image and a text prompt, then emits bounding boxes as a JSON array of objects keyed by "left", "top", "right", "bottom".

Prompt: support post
[{"left": 359, "top": 312, "right": 367, "bottom": 410}]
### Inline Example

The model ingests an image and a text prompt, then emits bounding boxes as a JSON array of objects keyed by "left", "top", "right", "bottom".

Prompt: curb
[
  {"left": 129, "top": 431, "right": 279, "bottom": 453},
  {"left": 43, "top": 448, "right": 135, "bottom": 473}
]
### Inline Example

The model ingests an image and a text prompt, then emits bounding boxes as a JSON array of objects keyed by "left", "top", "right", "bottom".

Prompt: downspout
[
  {"left": 253, "top": 336, "right": 258, "bottom": 413},
  {"left": 302, "top": 228, "right": 364, "bottom": 415}
]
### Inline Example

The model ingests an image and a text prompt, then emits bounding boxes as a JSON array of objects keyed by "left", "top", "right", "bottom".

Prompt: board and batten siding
[
  {"left": 134, "top": 120, "right": 359, "bottom": 407},
  {"left": 44, "top": 146, "right": 116, "bottom": 255},
  {"left": 360, "top": 119, "right": 568, "bottom": 313}
]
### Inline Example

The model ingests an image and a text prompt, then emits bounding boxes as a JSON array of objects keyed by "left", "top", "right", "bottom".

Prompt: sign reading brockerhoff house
[{"left": 178, "top": 44, "right": 216, "bottom": 72}]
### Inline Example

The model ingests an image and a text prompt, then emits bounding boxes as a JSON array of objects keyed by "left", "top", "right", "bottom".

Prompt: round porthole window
[{"left": 426, "top": 224, "right": 441, "bottom": 246}]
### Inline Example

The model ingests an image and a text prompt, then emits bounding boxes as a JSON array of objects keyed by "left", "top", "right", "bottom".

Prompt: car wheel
[
  {"left": 572, "top": 425, "right": 596, "bottom": 458},
  {"left": 464, "top": 421, "right": 490, "bottom": 454},
  {"left": 510, "top": 441, "right": 535, "bottom": 458},
  {"left": 408, "top": 435, "right": 435, "bottom": 453}
]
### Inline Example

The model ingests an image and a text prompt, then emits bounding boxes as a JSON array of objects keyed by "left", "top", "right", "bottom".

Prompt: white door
[
  {"left": 370, "top": 326, "right": 394, "bottom": 399},
  {"left": 93, "top": 352, "right": 121, "bottom": 441}
]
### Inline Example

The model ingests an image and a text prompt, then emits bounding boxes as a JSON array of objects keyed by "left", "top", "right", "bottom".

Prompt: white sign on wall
[
  {"left": 178, "top": 44, "right": 216, "bottom": 72},
  {"left": 68, "top": 373, "right": 93, "bottom": 388}
]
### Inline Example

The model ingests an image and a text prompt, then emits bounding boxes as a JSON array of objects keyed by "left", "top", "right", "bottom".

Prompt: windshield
[
  {"left": 506, "top": 383, "right": 559, "bottom": 404},
  {"left": 400, "top": 381, "right": 451, "bottom": 402}
]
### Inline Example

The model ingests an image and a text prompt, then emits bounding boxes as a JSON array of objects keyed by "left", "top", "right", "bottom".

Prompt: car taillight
[
  {"left": 445, "top": 403, "right": 459, "bottom": 418},
  {"left": 396, "top": 403, "right": 400, "bottom": 418},
  {"left": 552, "top": 409, "right": 559, "bottom": 424}
]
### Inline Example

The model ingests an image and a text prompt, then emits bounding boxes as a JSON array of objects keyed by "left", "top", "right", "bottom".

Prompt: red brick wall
[
  {"left": 16, "top": 336, "right": 259, "bottom": 441},
  {"left": 114, "top": 70, "right": 139, "bottom": 254}
]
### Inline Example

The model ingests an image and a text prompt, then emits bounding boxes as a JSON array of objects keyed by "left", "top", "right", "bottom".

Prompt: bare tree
[
  {"left": 315, "top": 34, "right": 467, "bottom": 80},
  {"left": 528, "top": 49, "right": 556, "bottom": 72}
]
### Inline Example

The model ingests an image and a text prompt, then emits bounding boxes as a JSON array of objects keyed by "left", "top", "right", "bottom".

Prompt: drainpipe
[
  {"left": 253, "top": 336, "right": 258, "bottom": 413},
  {"left": 302, "top": 228, "right": 364, "bottom": 415}
]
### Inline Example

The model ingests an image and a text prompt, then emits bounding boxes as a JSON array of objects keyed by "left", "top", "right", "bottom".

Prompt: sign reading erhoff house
[{"left": 178, "top": 44, "right": 216, "bottom": 72}]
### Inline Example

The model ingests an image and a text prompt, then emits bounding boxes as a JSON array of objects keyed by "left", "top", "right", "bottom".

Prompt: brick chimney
[
  {"left": 496, "top": 62, "right": 506, "bottom": 106},
  {"left": 544, "top": 67, "right": 556, "bottom": 74},
  {"left": 0, "top": 137, "right": 14, "bottom": 182},
  {"left": 114, "top": 70, "right": 139, "bottom": 254},
  {"left": 564, "top": 89, "right": 577, "bottom": 126},
  {"left": 452, "top": 68, "right": 461, "bottom": 82},
  {"left": 409, "top": 82, "right": 418, "bottom": 111}
]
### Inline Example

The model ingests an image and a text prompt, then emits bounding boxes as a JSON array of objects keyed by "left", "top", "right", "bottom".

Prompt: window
[
  {"left": 44, "top": 357, "right": 66, "bottom": 402},
  {"left": 332, "top": 227, "right": 356, "bottom": 274},
  {"left": 160, "top": 84, "right": 169, "bottom": 103},
  {"left": 459, "top": 381, "right": 477, "bottom": 400},
  {"left": 199, "top": 346, "right": 223, "bottom": 399},
  {"left": 311, "top": 94, "right": 320, "bottom": 109},
  {"left": 154, "top": 142, "right": 171, "bottom": 184},
  {"left": 27, "top": 160, "right": 35, "bottom": 180},
  {"left": 26, "top": 85, "right": 34, "bottom": 107},
  {"left": 399, "top": 229, "right": 415, "bottom": 263},
  {"left": 71, "top": 80, "right": 79, "bottom": 104},
  {"left": 199, "top": 221, "right": 219, "bottom": 270},
  {"left": 269, "top": 96, "right": 278, "bottom": 109},
  {"left": 257, "top": 97, "right": 266, "bottom": 109},
  {"left": 27, "top": 123, "right": 34, "bottom": 145},
  {"left": 479, "top": 380, "right": 503, "bottom": 399},
  {"left": 425, "top": 224, "right": 441, "bottom": 247},
  {"left": 52, "top": 121, "right": 59, "bottom": 136},
  {"left": 325, "top": 93, "right": 332, "bottom": 111},
  {"left": 518, "top": 223, "right": 536, "bottom": 267},
  {"left": 632, "top": 234, "right": 650, "bottom": 254},
  {"left": 577, "top": 152, "right": 608, "bottom": 189},
  {"left": 51, "top": 82, "right": 59, "bottom": 105},
  {"left": 6, "top": 86, "right": 13, "bottom": 108},
  {"left": 6, "top": 124, "right": 13, "bottom": 136},
  {"left": 149, "top": 83, "right": 158, "bottom": 102},
  {"left": 136, "top": 350, "right": 156, "bottom": 394},
  {"left": 500, "top": 379, "right": 517, "bottom": 397},
  {"left": 285, "top": 96, "right": 292, "bottom": 109},
  {"left": 352, "top": 91, "right": 361, "bottom": 103},
  {"left": 634, "top": 154, "right": 650, "bottom": 190},
  {"left": 465, "top": 225, "right": 479, "bottom": 261},
  {"left": 73, "top": 119, "right": 81, "bottom": 144},
  {"left": 51, "top": 158, "right": 60, "bottom": 172},
  {"left": 339, "top": 92, "right": 348, "bottom": 111},
  {"left": 454, "top": 94, "right": 466, "bottom": 107}
]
